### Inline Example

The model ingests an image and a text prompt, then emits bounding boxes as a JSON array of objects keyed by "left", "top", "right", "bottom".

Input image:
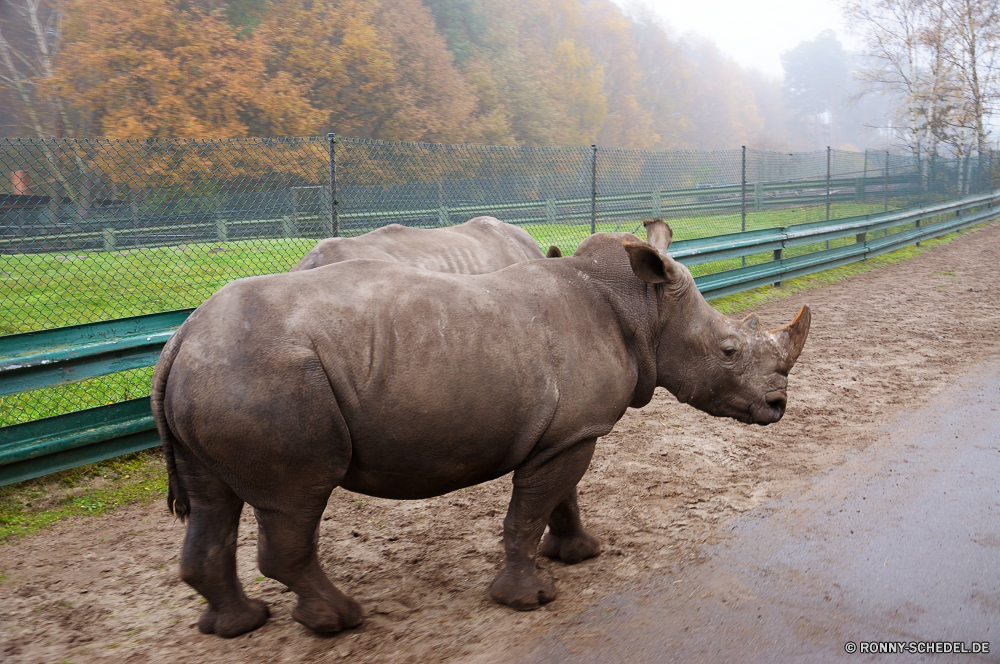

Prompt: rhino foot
[
  {"left": 291, "top": 593, "right": 364, "bottom": 634},
  {"left": 489, "top": 567, "right": 556, "bottom": 611},
  {"left": 197, "top": 598, "right": 270, "bottom": 638},
  {"left": 540, "top": 530, "right": 602, "bottom": 564}
]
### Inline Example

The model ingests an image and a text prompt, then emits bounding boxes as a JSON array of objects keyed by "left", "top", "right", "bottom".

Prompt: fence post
[
  {"left": 754, "top": 181, "right": 763, "bottom": 211},
  {"left": 328, "top": 133, "right": 339, "bottom": 238},
  {"left": 590, "top": 144, "right": 597, "bottom": 235},
  {"left": 916, "top": 146, "right": 922, "bottom": 204},
  {"left": 826, "top": 146, "right": 831, "bottom": 222},
  {"left": 213, "top": 193, "right": 227, "bottom": 242},
  {"left": 884, "top": 150, "right": 890, "bottom": 212},
  {"left": 862, "top": 149, "right": 868, "bottom": 204},
  {"left": 102, "top": 228, "right": 115, "bottom": 252},
  {"left": 857, "top": 151, "right": 867, "bottom": 246},
  {"left": 915, "top": 218, "right": 921, "bottom": 247},
  {"left": 546, "top": 198, "right": 557, "bottom": 224},
  {"left": 927, "top": 152, "right": 936, "bottom": 203},
  {"left": 281, "top": 215, "right": 296, "bottom": 238},
  {"left": 772, "top": 247, "right": 782, "bottom": 288},
  {"left": 438, "top": 205, "right": 450, "bottom": 227},
  {"left": 741, "top": 146, "right": 747, "bottom": 267},
  {"left": 651, "top": 191, "right": 662, "bottom": 218}
]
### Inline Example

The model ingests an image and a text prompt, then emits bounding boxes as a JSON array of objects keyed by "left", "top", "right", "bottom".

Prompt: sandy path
[
  {"left": 507, "top": 360, "right": 1000, "bottom": 663},
  {"left": 2, "top": 222, "right": 1000, "bottom": 663}
]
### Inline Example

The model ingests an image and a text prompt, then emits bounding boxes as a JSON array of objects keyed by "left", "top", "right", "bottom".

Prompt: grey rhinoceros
[
  {"left": 151, "top": 220, "right": 809, "bottom": 638},
  {"left": 291, "top": 215, "right": 560, "bottom": 272}
]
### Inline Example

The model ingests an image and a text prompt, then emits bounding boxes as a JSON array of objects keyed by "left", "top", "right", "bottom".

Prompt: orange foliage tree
[
  {"left": 52, "top": 0, "right": 320, "bottom": 137},
  {"left": 25, "top": 0, "right": 788, "bottom": 149}
]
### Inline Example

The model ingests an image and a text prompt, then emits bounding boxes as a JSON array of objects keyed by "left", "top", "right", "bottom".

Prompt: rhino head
[{"left": 623, "top": 220, "right": 810, "bottom": 425}]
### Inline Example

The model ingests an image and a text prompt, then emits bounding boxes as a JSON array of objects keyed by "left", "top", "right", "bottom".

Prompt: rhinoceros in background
[
  {"left": 291, "top": 215, "right": 561, "bottom": 272},
  {"left": 151, "top": 220, "right": 810, "bottom": 638}
]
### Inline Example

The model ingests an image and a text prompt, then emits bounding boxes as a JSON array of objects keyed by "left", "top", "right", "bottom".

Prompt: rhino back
[
  {"left": 291, "top": 218, "right": 544, "bottom": 274},
  {"left": 449, "top": 216, "right": 545, "bottom": 263}
]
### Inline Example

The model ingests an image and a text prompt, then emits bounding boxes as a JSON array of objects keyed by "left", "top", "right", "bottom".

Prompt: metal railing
[
  {"left": 2, "top": 188, "right": 997, "bottom": 486},
  {"left": 0, "top": 174, "right": 901, "bottom": 255}
]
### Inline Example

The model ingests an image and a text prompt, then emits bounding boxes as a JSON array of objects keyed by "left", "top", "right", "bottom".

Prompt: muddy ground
[{"left": 3, "top": 223, "right": 1000, "bottom": 663}]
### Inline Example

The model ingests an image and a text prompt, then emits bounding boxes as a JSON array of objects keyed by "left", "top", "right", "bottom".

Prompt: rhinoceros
[
  {"left": 151, "top": 220, "right": 809, "bottom": 638},
  {"left": 291, "top": 215, "right": 560, "bottom": 272}
]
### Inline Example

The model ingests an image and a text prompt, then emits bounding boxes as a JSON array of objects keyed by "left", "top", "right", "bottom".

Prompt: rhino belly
[
  {"left": 339, "top": 452, "right": 513, "bottom": 500},
  {"left": 336, "top": 385, "right": 557, "bottom": 500}
]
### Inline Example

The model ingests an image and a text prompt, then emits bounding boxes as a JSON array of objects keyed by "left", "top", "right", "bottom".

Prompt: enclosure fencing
[{"left": 1, "top": 135, "right": 998, "bottom": 440}]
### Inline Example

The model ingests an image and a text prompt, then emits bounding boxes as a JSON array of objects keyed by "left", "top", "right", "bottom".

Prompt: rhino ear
[
  {"left": 622, "top": 240, "right": 682, "bottom": 285},
  {"left": 742, "top": 313, "right": 759, "bottom": 330},
  {"left": 643, "top": 219, "right": 673, "bottom": 253},
  {"left": 546, "top": 245, "right": 562, "bottom": 258}
]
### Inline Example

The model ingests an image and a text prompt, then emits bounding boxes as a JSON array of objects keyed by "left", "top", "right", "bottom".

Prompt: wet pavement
[{"left": 516, "top": 363, "right": 1000, "bottom": 663}]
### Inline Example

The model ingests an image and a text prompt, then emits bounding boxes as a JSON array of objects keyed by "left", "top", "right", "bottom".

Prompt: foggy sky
[{"left": 614, "top": 0, "right": 860, "bottom": 79}]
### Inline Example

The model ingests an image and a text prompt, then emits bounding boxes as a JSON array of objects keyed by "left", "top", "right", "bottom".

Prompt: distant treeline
[{"left": 0, "top": 0, "right": 883, "bottom": 150}]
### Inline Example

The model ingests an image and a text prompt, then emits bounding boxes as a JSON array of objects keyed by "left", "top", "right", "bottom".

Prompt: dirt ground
[{"left": 3, "top": 223, "right": 1000, "bottom": 664}]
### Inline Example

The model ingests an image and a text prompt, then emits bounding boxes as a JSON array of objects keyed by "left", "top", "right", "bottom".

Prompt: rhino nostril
[{"left": 766, "top": 392, "right": 787, "bottom": 410}]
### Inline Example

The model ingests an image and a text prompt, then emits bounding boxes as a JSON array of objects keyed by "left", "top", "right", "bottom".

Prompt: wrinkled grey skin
[
  {"left": 291, "top": 216, "right": 556, "bottom": 273},
  {"left": 151, "top": 220, "right": 810, "bottom": 639}
]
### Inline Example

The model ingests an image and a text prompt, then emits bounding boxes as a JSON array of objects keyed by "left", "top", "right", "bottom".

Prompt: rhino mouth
[{"left": 749, "top": 391, "right": 787, "bottom": 425}]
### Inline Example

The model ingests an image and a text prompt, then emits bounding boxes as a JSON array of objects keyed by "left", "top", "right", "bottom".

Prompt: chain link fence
[{"left": 2, "top": 136, "right": 997, "bottom": 424}]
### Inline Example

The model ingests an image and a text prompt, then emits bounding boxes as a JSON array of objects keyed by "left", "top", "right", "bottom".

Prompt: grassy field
[
  {"left": 0, "top": 199, "right": 956, "bottom": 426},
  {"left": 0, "top": 201, "right": 889, "bottom": 335},
  {"left": 0, "top": 217, "right": 995, "bottom": 541},
  {"left": 526, "top": 201, "right": 889, "bottom": 255}
]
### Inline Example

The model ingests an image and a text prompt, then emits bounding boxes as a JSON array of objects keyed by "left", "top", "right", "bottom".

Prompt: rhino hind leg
[
  {"left": 255, "top": 502, "right": 363, "bottom": 635},
  {"left": 490, "top": 438, "right": 597, "bottom": 611},
  {"left": 540, "top": 488, "right": 602, "bottom": 564},
  {"left": 175, "top": 445, "right": 270, "bottom": 638}
]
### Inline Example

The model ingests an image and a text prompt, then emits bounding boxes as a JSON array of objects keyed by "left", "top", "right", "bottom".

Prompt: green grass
[
  {"left": 0, "top": 238, "right": 317, "bottom": 336},
  {"left": 0, "top": 201, "right": 891, "bottom": 337},
  {"left": 1, "top": 238, "right": 313, "bottom": 425},
  {"left": 0, "top": 449, "right": 167, "bottom": 542}
]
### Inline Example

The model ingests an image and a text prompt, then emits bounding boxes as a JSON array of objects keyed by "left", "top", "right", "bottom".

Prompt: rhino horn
[
  {"left": 643, "top": 219, "right": 673, "bottom": 252},
  {"left": 768, "top": 305, "right": 811, "bottom": 371}
]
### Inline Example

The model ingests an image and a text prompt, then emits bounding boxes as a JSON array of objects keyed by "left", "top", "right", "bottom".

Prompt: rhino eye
[{"left": 722, "top": 345, "right": 737, "bottom": 358}]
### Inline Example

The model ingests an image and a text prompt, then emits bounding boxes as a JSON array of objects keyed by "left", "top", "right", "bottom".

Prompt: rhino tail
[{"left": 150, "top": 329, "right": 190, "bottom": 522}]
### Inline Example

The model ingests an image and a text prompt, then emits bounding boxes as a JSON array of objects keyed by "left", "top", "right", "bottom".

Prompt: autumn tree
[
  {"left": 938, "top": 0, "right": 1000, "bottom": 156},
  {"left": 846, "top": 0, "right": 1000, "bottom": 158},
  {"left": 366, "top": 0, "right": 479, "bottom": 141},
  {"left": 781, "top": 30, "right": 851, "bottom": 149},
  {"left": 625, "top": 7, "right": 766, "bottom": 150},
  {"left": 52, "top": 0, "right": 320, "bottom": 137},
  {"left": 0, "top": 0, "right": 72, "bottom": 138},
  {"left": 0, "top": 0, "right": 884, "bottom": 151}
]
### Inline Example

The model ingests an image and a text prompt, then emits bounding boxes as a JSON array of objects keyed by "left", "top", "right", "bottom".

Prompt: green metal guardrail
[{"left": 1, "top": 189, "right": 997, "bottom": 486}]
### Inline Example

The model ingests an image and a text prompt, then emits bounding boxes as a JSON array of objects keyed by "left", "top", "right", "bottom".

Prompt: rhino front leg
[
  {"left": 490, "top": 438, "right": 597, "bottom": 611},
  {"left": 254, "top": 500, "right": 363, "bottom": 635},
  {"left": 540, "top": 488, "right": 602, "bottom": 564}
]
